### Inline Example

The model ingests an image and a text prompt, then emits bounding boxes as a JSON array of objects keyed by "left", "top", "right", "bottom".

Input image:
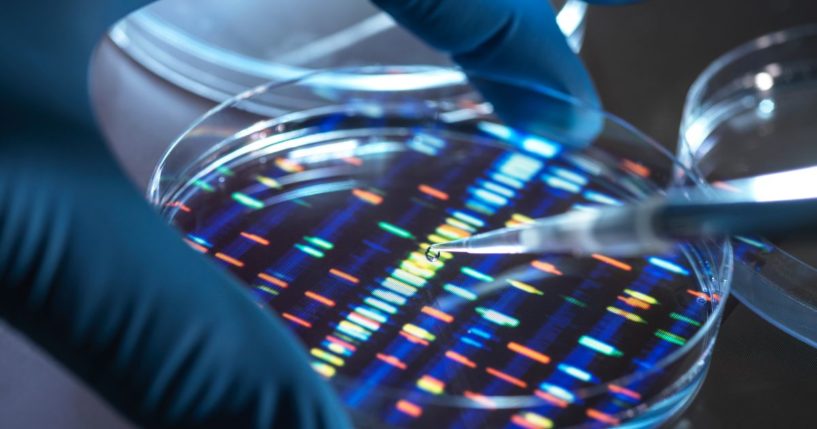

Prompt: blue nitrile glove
[
  {"left": 372, "top": 0, "right": 624, "bottom": 145},
  {"left": 372, "top": 0, "right": 600, "bottom": 105},
  {"left": 0, "top": 2, "right": 350, "bottom": 428}
]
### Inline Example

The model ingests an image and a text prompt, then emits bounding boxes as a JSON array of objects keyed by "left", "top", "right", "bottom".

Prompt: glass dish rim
[
  {"left": 149, "top": 65, "right": 734, "bottom": 412},
  {"left": 111, "top": 0, "right": 587, "bottom": 103},
  {"left": 679, "top": 23, "right": 817, "bottom": 349},
  {"left": 683, "top": 23, "right": 817, "bottom": 130}
]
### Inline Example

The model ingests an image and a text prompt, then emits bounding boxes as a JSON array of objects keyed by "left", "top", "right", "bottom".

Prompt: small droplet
[{"left": 425, "top": 246, "right": 440, "bottom": 262}]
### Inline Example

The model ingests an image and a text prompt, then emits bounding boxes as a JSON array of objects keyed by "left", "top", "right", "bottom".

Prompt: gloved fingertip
[{"left": 470, "top": 76, "right": 605, "bottom": 149}]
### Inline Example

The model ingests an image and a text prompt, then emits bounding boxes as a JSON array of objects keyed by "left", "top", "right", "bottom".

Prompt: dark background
[
  {"left": 1, "top": 0, "right": 817, "bottom": 428},
  {"left": 581, "top": 1, "right": 817, "bottom": 427}
]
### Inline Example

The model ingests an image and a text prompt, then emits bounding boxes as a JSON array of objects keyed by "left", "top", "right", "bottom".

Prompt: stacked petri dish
[
  {"left": 679, "top": 24, "right": 817, "bottom": 348},
  {"left": 151, "top": 67, "right": 732, "bottom": 428},
  {"left": 110, "top": 0, "right": 587, "bottom": 102}
]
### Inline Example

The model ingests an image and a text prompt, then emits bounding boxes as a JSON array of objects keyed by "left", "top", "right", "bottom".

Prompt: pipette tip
[
  {"left": 424, "top": 245, "right": 441, "bottom": 262},
  {"left": 425, "top": 240, "right": 470, "bottom": 260}
]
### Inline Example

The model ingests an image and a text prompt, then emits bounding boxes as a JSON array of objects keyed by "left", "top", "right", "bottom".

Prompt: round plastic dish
[
  {"left": 110, "top": 0, "right": 587, "bottom": 102},
  {"left": 679, "top": 24, "right": 817, "bottom": 349},
  {"left": 151, "top": 66, "right": 732, "bottom": 428}
]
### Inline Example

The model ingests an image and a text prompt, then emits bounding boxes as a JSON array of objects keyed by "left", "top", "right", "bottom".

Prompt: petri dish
[
  {"left": 110, "top": 0, "right": 587, "bottom": 103},
  {"left": 151, "top": 66, "right": 732, "bottom": 428},
  {"left": 679, "top": 24, "right": 817, "bottom": 348}
]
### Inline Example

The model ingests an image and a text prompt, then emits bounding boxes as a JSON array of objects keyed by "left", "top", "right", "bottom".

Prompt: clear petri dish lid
[
  {"left": 680, "top": 24, "right": 817, "bottom": 348},
  {"left": 151, "top": 66, "right": 732, "bottom": 428},
  {"left": 110, "top": 0, "right": 587, "bottom": 102}
]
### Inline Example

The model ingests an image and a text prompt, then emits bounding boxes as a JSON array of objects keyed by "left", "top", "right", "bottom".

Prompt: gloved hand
[
  {"left": 0, "top": 128, "right": 351, "bottom": 429},
  {"left": 1, "top": 0, "right": 628, "bottom": 427},
  {"left": 1, "top": 1, "right": 352, "bottom": 428},
  {"left": 373, "top": 0, "right": 619, "bottom": 145},
  {"left": 372, "top": 0, "right": 601, "bottom": 106}
]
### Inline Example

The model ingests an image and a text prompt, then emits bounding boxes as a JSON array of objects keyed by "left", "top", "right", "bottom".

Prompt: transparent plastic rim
[
  {"left": 682, "top": 23, "right": 817, "bottom": 138},
  {"left": 680, "top": 23, "right": 817, "bottom": 349},
  {"left": 150, "top": 66, "right": 734, "bottom": 414},
  {"left": 112, "top": 1, "right": 587, "bottom": 102}
]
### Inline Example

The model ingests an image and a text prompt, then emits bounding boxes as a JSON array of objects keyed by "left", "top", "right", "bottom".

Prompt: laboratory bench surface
[{"left": 3, "top": 0, "right": 817, "bottom": 427}]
